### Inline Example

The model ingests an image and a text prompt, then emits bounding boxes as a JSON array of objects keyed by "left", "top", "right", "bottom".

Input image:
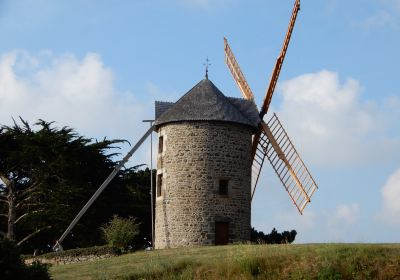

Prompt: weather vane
[{"left": 204, "top": 57, "right": 211, "bottom": 79}]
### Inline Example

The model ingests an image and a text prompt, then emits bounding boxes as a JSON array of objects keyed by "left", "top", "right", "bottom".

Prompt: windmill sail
[
  {"left": 224, "top": 38, "right": 255, "bottom": 101},
  {"left": 224, "top": 1, "right": 318, "bottom": 214},
  {"left": 251, "top": 132, "right": 268, "bottom": 199},
  {"left": 251, "top": 0, "right": 301, "bottom": 183},
  {"left": 256, "top": 114, "right": 317, "bottom": 214}
]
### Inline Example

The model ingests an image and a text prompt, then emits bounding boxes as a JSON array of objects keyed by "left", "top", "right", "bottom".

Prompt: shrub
[
  {"left": 0, "top": 236, "right": 51, "bottom": 280},
  {"left": 0, "top": 237, "right": 26, "bottom": 280},
  {"left": 26, "top": 261, "right": 51, "bottom": 280},
  {"left": 39, "top": 245, "right": 120, "bottom": 259},
  {"left": 251, "top": 227, "right": 297, "bottom": 244},
  {"left": 101, "top": 215, "right": 140, "bottom": 250}
]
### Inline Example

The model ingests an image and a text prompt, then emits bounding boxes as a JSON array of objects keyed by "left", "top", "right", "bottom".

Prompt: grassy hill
[{"left": 50, "top": 244, "right": 400, "bottom": 280}]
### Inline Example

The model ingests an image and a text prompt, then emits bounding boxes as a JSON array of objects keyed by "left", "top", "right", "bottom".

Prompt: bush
[
  {"left": 251, "top": 227, "right": 297, "bottom": 244},
  {"left": 39, "top": 245, "right": 120, "bottom": 259},
  {"left": 101, "top": 215, "right": 140, "bottom": 250},
  {"left": 0, "top": 236, "right": 51, "bottom": 280},
  {"left": 26, "top": 261, "right": 51, "bottom": 280},
  {"left": 0, "top": 237, "right": 26, "bottom": 280}
]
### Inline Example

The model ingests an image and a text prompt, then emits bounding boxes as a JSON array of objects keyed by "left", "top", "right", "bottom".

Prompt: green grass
[{"left": 50, "top": 244, "right": 400, "bottom": 280}]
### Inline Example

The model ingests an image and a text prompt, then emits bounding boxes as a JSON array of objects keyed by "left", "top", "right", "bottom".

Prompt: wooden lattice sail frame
[{"left": 224, "top": 0, "right": 318, "bottom": 214}]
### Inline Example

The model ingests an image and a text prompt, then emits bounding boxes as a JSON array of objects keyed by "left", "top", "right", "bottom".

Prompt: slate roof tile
[{"left": 154, "top": 79, "right": 260, "bottom": 129}]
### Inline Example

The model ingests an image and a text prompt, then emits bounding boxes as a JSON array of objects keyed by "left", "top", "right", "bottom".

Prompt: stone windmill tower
[
  {"left": 153, "top": 77, "right": 260, "bottom": 249},
  {"left": 152, "top": 0, "right": 319, "bottom": 249},
  {"left": 53, "top": 0, "right": 318, "bottom": 252}
]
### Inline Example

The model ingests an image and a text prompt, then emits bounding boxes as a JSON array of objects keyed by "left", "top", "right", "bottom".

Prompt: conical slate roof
[{"left": 154, "top": 79, "right": 260, "bottom": 129}]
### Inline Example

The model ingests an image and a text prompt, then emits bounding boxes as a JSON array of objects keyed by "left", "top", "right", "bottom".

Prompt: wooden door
[{"left": 215, "top": 222, "right": 229, "bottom": 245}]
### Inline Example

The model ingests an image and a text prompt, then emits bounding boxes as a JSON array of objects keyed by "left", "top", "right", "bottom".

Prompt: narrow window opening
[
  {"left": 219, "top": 179, "right": 229, "bottom": 195},
  {"left": 158, "top": 136, "right": 164, "bottom": 154},
  {"left": 157, "top": 174, "right": 163, "bottom": 197}
]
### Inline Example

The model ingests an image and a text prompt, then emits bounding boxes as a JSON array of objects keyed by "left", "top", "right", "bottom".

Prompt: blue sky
[{"left": 1, "top": 0, "right": 399, "bottom": 243}]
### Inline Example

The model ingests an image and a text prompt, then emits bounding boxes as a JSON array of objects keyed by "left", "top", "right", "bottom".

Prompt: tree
[
  {"left": 114, "top": 168, "right": 154, "bottom": 247},
  {"left": 281, "top": 230, "right": 297, "bottom": 244},
  {"left": 251, "top": 227, "right": 297, "bottom": 244},
  {"left": 0, "top": 236, "right": 50, "bottom": 280},
  {"left": 0, "top": 118, "right": 127, "bottom": 251},
  {"left": 101, "top": 215, "right": 140, "bottom": 250},
  {"left": 0, "top": 236, "right": 27, "bottom": 279}
]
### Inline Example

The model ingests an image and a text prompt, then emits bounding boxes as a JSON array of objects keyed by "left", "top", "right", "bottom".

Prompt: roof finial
[{"left": 203, "top": 57, "right": 211, "bottom": 79}]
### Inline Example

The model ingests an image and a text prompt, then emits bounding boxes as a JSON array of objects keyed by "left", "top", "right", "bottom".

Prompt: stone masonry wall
[
  {"left": 24, "top": 254, "right": 115, "bottom": 266},
  {"left": 155, "top": 121, "right": 252, "bottom": 249}
]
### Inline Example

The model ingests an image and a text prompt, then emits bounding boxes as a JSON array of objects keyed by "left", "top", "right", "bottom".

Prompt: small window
[
  {"left": 219, "top": 179, "right": 229, "bottom": 195},
  {"left": 157, "top": 174, "right": 163, "bottom": 197},
  {"left": 158, "top": 136, "right": 164, "bottom": 153}
]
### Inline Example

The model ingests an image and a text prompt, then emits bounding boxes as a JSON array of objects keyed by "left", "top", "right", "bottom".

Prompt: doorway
[{"left": 215, "top": 222, "right": 229, "bottom": 245}]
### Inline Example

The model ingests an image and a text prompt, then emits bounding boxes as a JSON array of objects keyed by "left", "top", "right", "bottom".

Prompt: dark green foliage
[
  {"left": 100, "top": 167, "right": 154, "bottom": 249},
  {"left": 0, "top": 236, "right": 51, "bottom": 280},
  {"left": 281, "top": 230, "right": 297, "bottom": 243},
  {"left": 26, "top": 260, "right": 51, "bottom": 280},
  {"left": 251, "top": 227, "right": 297, "bottom": 244},
  {"left": 0, "top": 118, "right": 152, "bottom": 253},
  {"left": 101, "top": 215, "right": 140, "bottom": 250},
  {"left": 0, "top": 236, "right": 26, "bottom": 279}
]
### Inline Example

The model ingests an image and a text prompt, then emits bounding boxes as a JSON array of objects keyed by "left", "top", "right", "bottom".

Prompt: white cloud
[
  {"left": 0, "top": 50, "right": 155, "bottom": 166},
  {"left": 381, "top": 0, "right": 400, "bottom": 12},
  {"left": 354, "top": 0, "right": 400, "bottom": 31},
  {"left": 177, "top": 0, "right": 232, "bottom": 9},
  {"left": 254, "top": 202, "right": 365, "bottom": 243},
  {"left": 272, "top": 70, "right": 400, "bottom": 167},
  {"left": 324, "top": 0, "right": 337, "bottom": 15},
  {"left": 326, "top": 203, "right": 360, "bottom": 242},
  {"left": 355, "top": 10, "right": 398, "bottom": 30},
  {"left": 332, "top": 203, "right": 360, "bottom": 226},
  {"left": 379, "top": 168, "right": 400, "bottom": 226},
  {"left": 275, "top": 210, "right": 316, "bottom": 233}
]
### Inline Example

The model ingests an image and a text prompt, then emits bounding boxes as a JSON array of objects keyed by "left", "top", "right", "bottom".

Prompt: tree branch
[
  {"left": 15, "top": 210, "right": 43, "bottom": 224},
  {"left": 0, "top": 214, "right": 8, "bottom": 218},
  {"left": 0, "top": 199, "right": 9, "bottom": 204},
  {"left": 15, "top": 195, "right": 36, "bottom": 209},
  {"left": 17, "top": 225, "right": 52, "bottom": 246},
  {"left": 18, "top": 186, "right": 39, "bottom": 198},
  {"left": 14, "top": 213, "right": 29, "bottom": 224},
  {"left": 16, "top": 203, "right": 40, "bottom": 209},
  {"left": 0, "top": 174, "right": 11, "bottom": 186},
  {"left": 5, "top": 165, "right": 19, "bottom": 175}
]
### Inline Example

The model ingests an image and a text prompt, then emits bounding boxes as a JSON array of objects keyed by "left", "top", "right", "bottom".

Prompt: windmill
[
  {"left": 53, "top": 0, "right": 317, "bottom": 250},
  {"left": 224, "top": 0, "right": 317, "bottom": 214}
]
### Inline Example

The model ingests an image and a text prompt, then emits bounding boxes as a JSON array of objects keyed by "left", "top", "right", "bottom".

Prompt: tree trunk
[{"left": 6, "top": 181, "right": 16, "bottom": 241}]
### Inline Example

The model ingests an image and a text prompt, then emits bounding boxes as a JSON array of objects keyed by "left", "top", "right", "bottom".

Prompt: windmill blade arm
[
  {"left": 254, "top": 114, "right": 317, "bottom": 214},
  {"left": 261, "top": 120, "right": 310, "bottom": 203},
  {"left": 224, "top": 37, "right": 255, "bottom": 101},
  {"left": 251, "top": 130, "right": 267, "bottom": 199},
  {"left": 53, "top": 125, "right": 154, "bottom": 250},
  {"left": 260, "top": 0, "right": 301, "bottom": 117},
  {"left": 260, "top": 56, "right": 283, "bottom": 117}
]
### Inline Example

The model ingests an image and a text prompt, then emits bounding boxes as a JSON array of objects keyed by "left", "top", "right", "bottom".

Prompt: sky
[{"left": 0, "top": 0, "right": 399, "bottom": 243}]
